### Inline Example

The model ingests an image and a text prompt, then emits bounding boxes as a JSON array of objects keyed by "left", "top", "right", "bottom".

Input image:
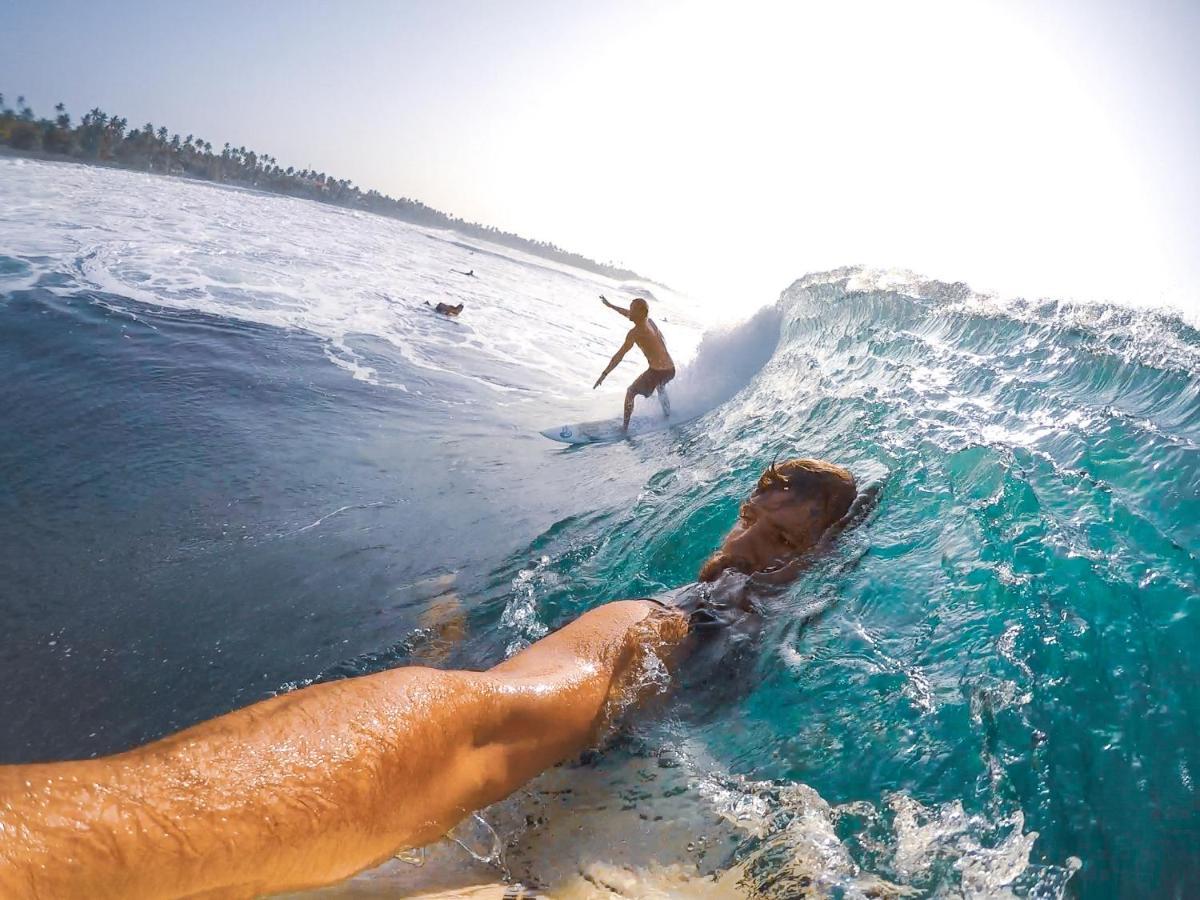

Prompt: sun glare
[{"left": 457, "top": 1, "right": 1181, "bottom": 312}]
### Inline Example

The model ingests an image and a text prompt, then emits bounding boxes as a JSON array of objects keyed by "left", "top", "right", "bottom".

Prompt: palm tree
[{"left": 0, "top": 97, "right": 629, "bottom": 280}]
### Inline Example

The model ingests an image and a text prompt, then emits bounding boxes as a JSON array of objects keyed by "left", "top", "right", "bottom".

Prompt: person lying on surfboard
[
  {"left": 430, "top": 301, "right": 464, "bottom": 317},
  {"left": 0, "top": 459, "right": 861, "bottom": 899},
  {"left": 594, "top": 295, "right": 675, "bottom": 431}
]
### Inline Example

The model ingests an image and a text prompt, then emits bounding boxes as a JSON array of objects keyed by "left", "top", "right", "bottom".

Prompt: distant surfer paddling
[
  {"left": 594, "top": 295, "right": 675, "bottom": 431},
  {"left": 428, "top": 300, "right": 464, "bottom": 317}
]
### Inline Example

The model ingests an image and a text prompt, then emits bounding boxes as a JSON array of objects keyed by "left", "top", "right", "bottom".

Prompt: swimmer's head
[
  {"left": 698, "top": 458, "right": 857, "bottom": 582},
  {"left": 630, "top": 298, "right": 649, "bottom": 322}
]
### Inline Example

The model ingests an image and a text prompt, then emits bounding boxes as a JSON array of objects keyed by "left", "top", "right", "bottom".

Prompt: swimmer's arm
[
  {"left": 0, "top": 669, "right": 496, "bottom": 899},
  {"left": 595, "top": 332, "right": 635, "bottom": 388},
  {"left": 0, "top": 600, "right": 685, "bottom": 899}
]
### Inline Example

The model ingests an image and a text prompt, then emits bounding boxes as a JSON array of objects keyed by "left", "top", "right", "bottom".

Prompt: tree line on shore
[{"left": 0, "top": 94, "right": 643, "bottom": 282}]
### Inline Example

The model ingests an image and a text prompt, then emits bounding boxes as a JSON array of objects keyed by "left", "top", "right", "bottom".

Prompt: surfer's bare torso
[{"left": 630, "top": 317, "right": 673, "bottom": 371}]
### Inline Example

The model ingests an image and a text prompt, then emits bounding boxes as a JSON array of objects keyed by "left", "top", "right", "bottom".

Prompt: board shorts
[{"left": 629, "top": 366, "right": 675, "bottom": 397}]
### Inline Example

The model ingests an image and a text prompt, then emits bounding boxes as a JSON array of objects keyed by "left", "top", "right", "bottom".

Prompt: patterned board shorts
[{"left": 629, "top": 366, "right": 676, "bottom": 397}]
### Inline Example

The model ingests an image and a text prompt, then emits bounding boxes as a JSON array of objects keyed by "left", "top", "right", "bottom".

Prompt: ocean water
[{"left": 2, "top": 158, "right": 1198, "bottom": 898}]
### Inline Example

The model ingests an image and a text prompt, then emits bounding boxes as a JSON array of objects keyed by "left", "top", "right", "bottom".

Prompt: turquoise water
[
  {"left": 2, "top": 161, "right": 1198, "bottom": 896},
  {"left": 462, "top": 275, "right": 1199, "bottom": 896}
]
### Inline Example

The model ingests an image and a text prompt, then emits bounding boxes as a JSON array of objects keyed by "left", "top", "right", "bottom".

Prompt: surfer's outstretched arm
[
  {"left": 0, "top": 601, "right": 687, "bottom": 900},
  {"left": 600, "top": 294, "right": 632, "bottom": 319}
]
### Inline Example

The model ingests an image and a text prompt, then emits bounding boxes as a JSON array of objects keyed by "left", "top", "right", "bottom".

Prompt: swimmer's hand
[{"left": 593, "top": 374, "right": 605, "bottom": 389}]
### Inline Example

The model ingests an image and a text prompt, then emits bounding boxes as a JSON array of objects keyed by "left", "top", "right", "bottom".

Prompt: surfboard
[
  {"left": 539, "top": 414, "right": 669, "bottom": 445},
  {"left": 540, "top": 404, "right": 687, "bottom": 445},
  {"left": 542, "top": 386, "right": 678, "bottom": 445}
]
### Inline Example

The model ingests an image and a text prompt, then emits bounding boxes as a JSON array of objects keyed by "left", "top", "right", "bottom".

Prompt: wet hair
[
  {"left": 630, "top": 297, "right": 649, "bottom": 318},
  {"left": 754, "top": 457, "right": 857, "bottom": 523}
]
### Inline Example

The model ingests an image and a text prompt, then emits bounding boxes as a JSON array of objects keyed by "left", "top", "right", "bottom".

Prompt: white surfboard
[
  {"left": 542, "top": 387, "right": 677, "bottom": 445},
  {"left": 540, "top": 413, "right": 669, "bottom": 445}
]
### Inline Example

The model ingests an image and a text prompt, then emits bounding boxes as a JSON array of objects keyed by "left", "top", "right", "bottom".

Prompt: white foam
[
  {"left": 666, "top": 303, "right": 784, "bottom": 420},
  {"left": 0, "top": 159, "right": 709, "bottom": 404}
]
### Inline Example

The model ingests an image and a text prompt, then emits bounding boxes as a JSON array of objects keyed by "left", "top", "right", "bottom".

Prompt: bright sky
[{"left": 4, "top": 0, "right": 1197, "bottom": 313}]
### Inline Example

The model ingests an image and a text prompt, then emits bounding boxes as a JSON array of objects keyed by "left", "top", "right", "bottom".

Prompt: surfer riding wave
[{"left": 594, "top": 295, "right": 675, "bottom": 430}]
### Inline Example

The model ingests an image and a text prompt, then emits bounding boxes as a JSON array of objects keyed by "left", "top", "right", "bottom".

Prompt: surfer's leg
[
  {"left": 626, "top": 368, "right": 659, "bottom": 430},
  {"left": 657, "top": 385, "right": 671, "bottom": 418}
]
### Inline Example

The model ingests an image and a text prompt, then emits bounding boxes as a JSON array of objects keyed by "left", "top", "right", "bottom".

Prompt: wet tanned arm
[
  {"left": 594, "top": 332, "right": 634, "bottom": 389},
  {"left": 0, "top": 601, "right": 687, "bottom": 900},
  {"left": 0, "top": 459, "right": 859, "bottom": 900},
  {"left": 599, "top": 294, "right": 631, "bottom": 319}
]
